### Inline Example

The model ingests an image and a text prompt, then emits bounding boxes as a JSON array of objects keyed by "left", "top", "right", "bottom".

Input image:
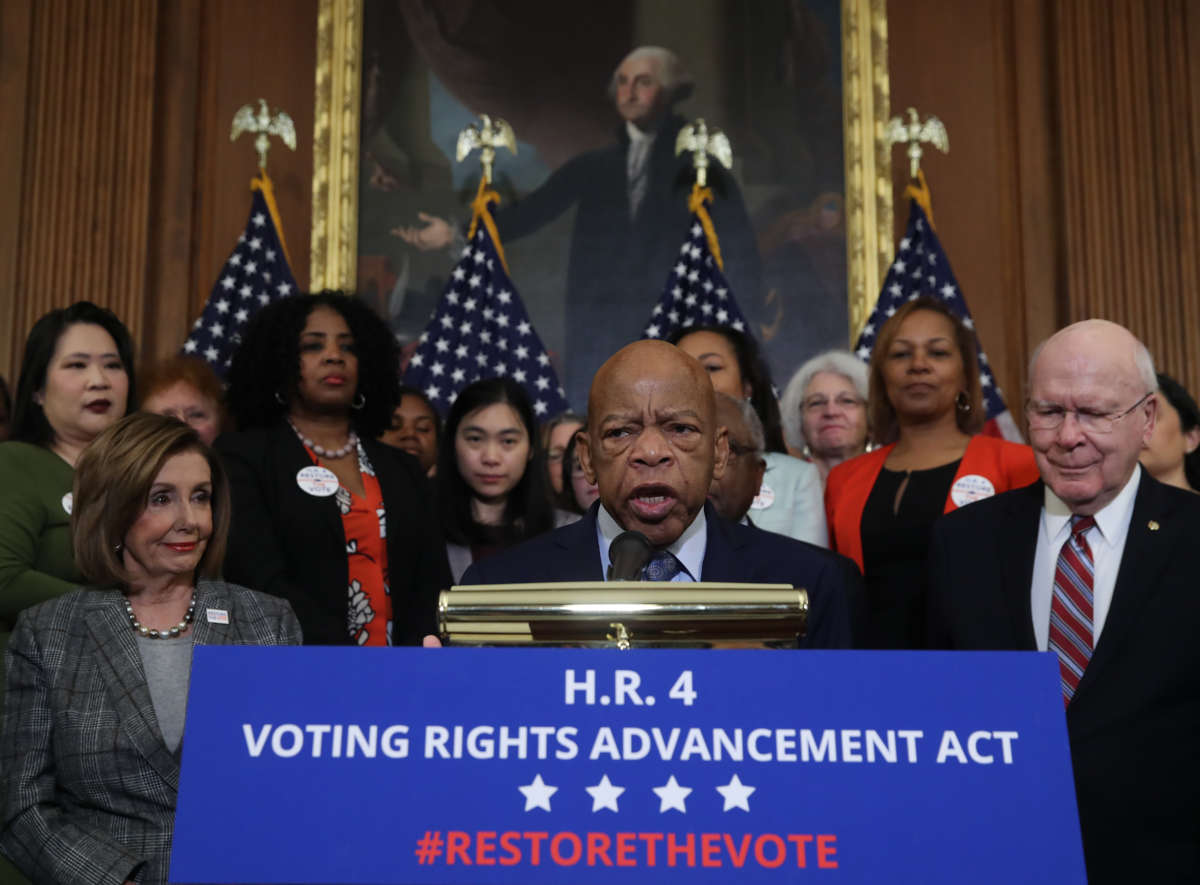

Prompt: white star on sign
[
  {"left": 587, "top": 775, "right": 625, "bottom": 813},
  {"left": 519, "top": 774, "right": 557, "bottom": 812},
  {"left": 251, "top": 213, "right": 266, "bottom": 227},
  {"left": 183, "top": 339, "right": 197, "bottom": 353},
  {"left": 892, "top": 259, "right": 906, "bottom": 273},
  {"left": 716, "top": 774, "right": 756, "bottom": 812},
  {"left": 248, "top": 237, "right": 262, "bottom": 252},
  {"left": 534, "top": 399, "right": 548, "bottom": 416},
  {"left": 220, "top": 276, "right": 235, "bottom": 290},
  {"left": 899, "top": 237, "right": 911, "bottom": 251},
  {"left": 691, "top": 223, "right": 702, "bottom": 238},
  {"left": 653, "top": 775, "right": 692, "bottom": 813},
  {"left": 646, "top": 324, "right": 661, "bottom": 338},
  {"left": 204, "top": 347, "right": 219, "bottom": 361},
  {"left": 215, "top": 299, "right": 229, "bottom": 314}
]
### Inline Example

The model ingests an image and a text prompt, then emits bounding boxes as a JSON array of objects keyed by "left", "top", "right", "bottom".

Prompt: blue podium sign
[{"left": 171, "top": 648, "right": 1085, "bottom": 883}]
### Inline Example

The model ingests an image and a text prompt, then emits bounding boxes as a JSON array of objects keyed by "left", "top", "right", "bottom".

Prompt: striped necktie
[{"left": 1049, "top": 514, "right": 1096, "bottom": 706}]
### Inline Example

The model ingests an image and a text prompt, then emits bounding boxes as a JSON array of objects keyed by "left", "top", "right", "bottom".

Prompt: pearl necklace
[
  {"left": 288, "top": 419, "right": 359, "bottom": 459},
  {"left": 125, "top": 593, "right": 196, "bottom": 639}
]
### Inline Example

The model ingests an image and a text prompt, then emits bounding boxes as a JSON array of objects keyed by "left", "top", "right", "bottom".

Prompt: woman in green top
[{"left": 0, "top": 302, "right": 134, "bottom": 649}]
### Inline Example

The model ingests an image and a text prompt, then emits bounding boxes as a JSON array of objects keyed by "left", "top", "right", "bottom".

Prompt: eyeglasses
[
  {"left": 1025, "top": 392, "right": 1153, "bottom": 434},
  {"left": 803, "top": 394, "right": 864, "bottom": 412}
]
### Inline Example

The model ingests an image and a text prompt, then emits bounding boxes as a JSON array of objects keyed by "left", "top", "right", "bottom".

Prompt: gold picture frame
[{"left": 310, "top": 0, "right": 892, "bottom": 344}]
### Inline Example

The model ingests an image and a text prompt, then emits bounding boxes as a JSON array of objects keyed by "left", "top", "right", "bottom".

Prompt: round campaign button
[
  {"left": 750, "top": 483, "right": 776, "bottom": 511},
  {"left": 296, "top": 466, "right": 339, "bottom": 497},
  {"left": 950, "top": 473, "right": 996, "bottom": 507},
  {"left": 61, "top": 492, "right": 73, "bottom": 515}
]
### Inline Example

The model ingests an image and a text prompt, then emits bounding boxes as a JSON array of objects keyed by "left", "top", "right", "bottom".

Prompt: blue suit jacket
[{"left": 462, "top": 503, "right": 856, "bottom": 648}]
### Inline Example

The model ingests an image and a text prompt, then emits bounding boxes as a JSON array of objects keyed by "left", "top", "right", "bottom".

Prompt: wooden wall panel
[
  {"left": 886, "top": 0, "right": 1054, "bottom": 413},
  {"left": 1056, "top": 0, "right": 1200, "bottom": 392},
  {"left": 0, "top": 0, "right": 317, "bottom": 387},
  {"left": 6, "top": 0, "right": 159, "bottom": 377}
]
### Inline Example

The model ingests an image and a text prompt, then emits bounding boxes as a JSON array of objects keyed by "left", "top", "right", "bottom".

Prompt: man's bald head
[
  {"left": 1028, "top": 319, "right": 1158, "bottom": 514},
  {"left": 588, "top": 340, "right": 716, "bottom": 427},
  {"left": 578, "top": 340, "right": 728, "bottom": 546}
]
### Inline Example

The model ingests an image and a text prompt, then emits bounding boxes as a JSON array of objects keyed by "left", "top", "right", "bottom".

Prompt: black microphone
[{"left": 607, "top": 530, "right": 653, "bottom": 581}]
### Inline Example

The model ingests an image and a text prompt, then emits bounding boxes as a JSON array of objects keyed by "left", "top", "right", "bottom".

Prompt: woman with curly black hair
[
  {"left": 216, "top": 292, "right": 451, "bottom": 645},
  {"left": 438, "top": 378, "right": 556, "bottom": 582}
]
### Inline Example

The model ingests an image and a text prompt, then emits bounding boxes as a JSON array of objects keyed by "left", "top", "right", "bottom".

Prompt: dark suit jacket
[
  {"left": 493, "top": 115, "right": 762, "bottom": 407},
  {"left": 462, "top": 503, "right": 856, "bottom": 648},
  {"left": 927, "top": 471, "right": 1200, "bottom": 884},
  {"left": 0, "top": 582, "right": 300, "bottom": 885},
  {"left": 216, "top": 425, "right": 452, "bottom": 645}
]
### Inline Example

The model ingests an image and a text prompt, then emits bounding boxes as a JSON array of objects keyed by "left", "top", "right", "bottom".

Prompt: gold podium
[{"left": 438, "top": 582, "right": 808, "bottom": 649}]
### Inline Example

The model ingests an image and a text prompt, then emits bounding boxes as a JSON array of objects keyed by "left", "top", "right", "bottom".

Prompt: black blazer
[
  {"left": 216, "top": 425, "right": 452, "bottom": 645},
  {"left": 928, "top": 470, "right": 1200, "bottom": 884},
  {"left": 462, "top": 502, "right": 856, "bottom": 649}
]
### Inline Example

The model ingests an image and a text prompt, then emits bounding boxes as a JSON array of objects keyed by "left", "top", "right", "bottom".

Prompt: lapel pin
[
  {"left": 1147, "top": 520, "right": 1160, "bottom": 532},
  {"left": 206, "top": 608, "right": 229, "bottom": 625}
]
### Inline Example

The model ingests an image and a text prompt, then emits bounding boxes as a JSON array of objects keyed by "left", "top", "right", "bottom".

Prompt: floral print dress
[{"left": 302, "top": 440, "right": 392, "bottom": 645}]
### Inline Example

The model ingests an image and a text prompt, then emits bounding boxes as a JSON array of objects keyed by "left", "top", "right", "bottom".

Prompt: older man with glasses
[{"left": 927, "top": 319, "right": 1200, "bottom": 884}]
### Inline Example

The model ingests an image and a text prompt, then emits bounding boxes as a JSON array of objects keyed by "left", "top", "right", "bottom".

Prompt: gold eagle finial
[
  {"left": 675, "top": 119, "right": 733, "bottom": 188},
  {"left": 884, "top": 107, "right": 949, "bottom": 180},
  {"left": 230, "top": 99, "right": 297, "bottom": 170},
  {"left": 456, "top": 114, "right": 517, "bottom": 184}
]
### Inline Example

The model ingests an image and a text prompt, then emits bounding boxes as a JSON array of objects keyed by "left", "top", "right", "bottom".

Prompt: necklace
[
  {"left": 125, "top": 593, "right": 196, "bottom": 639},
  {"left": 288, "top": 419, "right": 359, "bottom": 459}
]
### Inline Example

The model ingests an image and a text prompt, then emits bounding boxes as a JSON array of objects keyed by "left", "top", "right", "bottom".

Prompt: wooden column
[{"left": 1055, "top": 0, "right": 1200, "bottom": 390}]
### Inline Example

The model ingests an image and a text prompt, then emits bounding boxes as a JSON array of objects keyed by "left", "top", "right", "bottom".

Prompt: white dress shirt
[
  {"left": 625, "top": 121, "right": 655, "bottom": 219},
  {"left": 1030, "top": 467, "right": 1141, "bottom": 651},
  {"left": 596, "top": 504, "right": 706, "bottom": 581}
]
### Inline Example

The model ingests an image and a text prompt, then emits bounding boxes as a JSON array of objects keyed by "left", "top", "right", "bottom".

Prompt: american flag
[
  {"left": 640, "top": 216, "right": 751, "bottom": 340},
  {"left": 854, "top": 199, "right": 1021, "bottom": 440},
  {"left": 403, "top": 224, "right": 570, "bottom": 417},
  {"left": 184, "top": 181, "right": 298, "bottom": 376}
]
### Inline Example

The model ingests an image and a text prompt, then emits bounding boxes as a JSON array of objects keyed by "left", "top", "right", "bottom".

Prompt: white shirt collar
[
  {"left": 595, "top": 504, "right": 707, "bottom": 580},
  {"left": 1041, "top": 465, "right": 1142, "bottom": 543},
  {"left": 625, "top": 120, "right": 655, "bottom": 145}
]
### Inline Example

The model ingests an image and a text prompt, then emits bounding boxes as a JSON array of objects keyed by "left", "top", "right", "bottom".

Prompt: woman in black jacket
[{"left": 216, "top": 292, "right": 451, "bottom": 645}]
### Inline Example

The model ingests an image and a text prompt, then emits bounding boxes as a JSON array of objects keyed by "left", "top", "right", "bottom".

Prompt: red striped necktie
[{"left": 1049, "top": 514, "right": 1096, "bottom": 706}]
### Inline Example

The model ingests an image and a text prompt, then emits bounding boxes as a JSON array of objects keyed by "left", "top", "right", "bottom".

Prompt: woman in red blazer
[{"left": 825, "top": 297, "right": 1039, "bottom": 648}]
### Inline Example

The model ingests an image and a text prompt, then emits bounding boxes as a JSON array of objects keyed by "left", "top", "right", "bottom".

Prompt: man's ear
[
  {"left": 711, "top": 425, "right": 730, "bottom": 481},
  {"left": 576, "top": 429, "right": 598, "bottom": 485},
  {"left": 1142, "top": 394, "right": 1159, "bottom": 446}
]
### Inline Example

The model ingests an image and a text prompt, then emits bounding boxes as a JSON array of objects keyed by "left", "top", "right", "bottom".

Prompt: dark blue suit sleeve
[{"left": 801, "top": 553, "right": 857, "bottom": 649}]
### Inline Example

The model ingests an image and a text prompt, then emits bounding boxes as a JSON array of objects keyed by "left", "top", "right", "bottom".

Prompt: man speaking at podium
[{"left": 461, "top": 340, "right": 855, "bottom": 648}]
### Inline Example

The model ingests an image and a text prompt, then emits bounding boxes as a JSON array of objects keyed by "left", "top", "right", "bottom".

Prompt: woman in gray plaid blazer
[{"left": 0, "top": 414, "right": 301, "bottom": 884}]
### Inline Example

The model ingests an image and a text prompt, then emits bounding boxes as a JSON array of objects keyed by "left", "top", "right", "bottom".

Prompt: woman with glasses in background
[{"left": 781, "top": 350, "right": 870, "bottom": 485}]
